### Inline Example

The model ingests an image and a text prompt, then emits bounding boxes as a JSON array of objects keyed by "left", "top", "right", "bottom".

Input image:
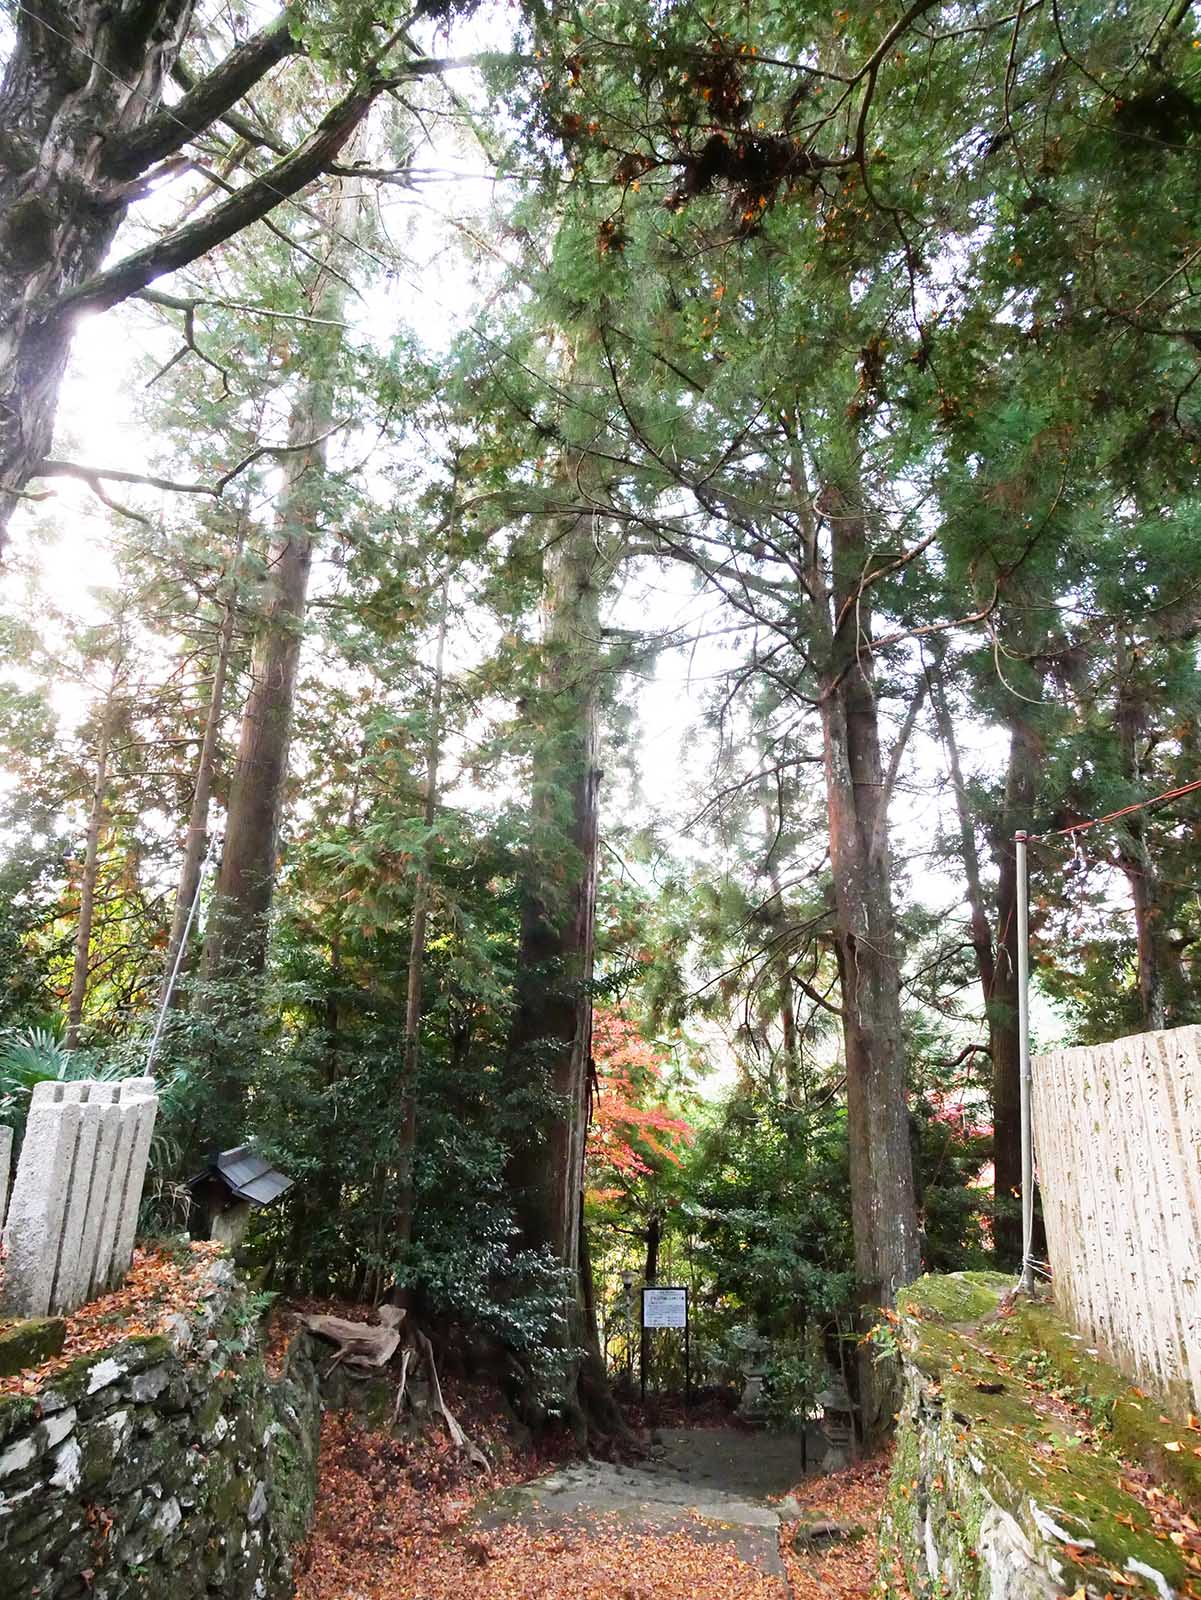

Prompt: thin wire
[
  {"left": 146, "top": 829, "right": 221, "bottom": 1076},
  {"left": 1034, "top": 774, "right": 1201, "bottom": 840}
]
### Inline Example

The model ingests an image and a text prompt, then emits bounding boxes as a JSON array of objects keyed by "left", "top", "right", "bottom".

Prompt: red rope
[{"left": 1040, "top": 775, "right": 1201, "bottom": 840}]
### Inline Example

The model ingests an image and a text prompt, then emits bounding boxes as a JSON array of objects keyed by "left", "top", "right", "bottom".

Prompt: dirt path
[
  {"left": 294, "top": 1404, "right": 894, "bottom": 1600},
  {"left": 476, "top": 1427, "right": 815, "bottom": 1580}
]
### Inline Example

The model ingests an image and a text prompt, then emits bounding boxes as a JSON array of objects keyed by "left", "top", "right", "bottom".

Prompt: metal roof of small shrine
[{"left": 190, "top": 1146, "right": 293, "bottom": 1207}]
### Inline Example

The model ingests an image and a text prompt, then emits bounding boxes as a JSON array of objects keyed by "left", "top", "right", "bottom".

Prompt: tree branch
[
  {"left": 105, "top": 14, "right": 301, "bottom": 181},
  {"left": 171, "top": 63, "right": 291, "bottom": 157},
  {"left": 56, "top": 76, "right": 387, "bottom": 320},
  {"left": 138, "top": 287, "right": 350, "bottom": 328},
  {"left": 34, "top": 422, "right": 346, "bottom": 506}
]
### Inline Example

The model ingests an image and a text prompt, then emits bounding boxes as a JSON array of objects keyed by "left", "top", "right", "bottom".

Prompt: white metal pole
[
  {"left": 146, "top": 831, "right": 220, "bottom": 1077},
  {"left": 1015, "top": 829, "right": 1035, "bottom": 1293}
]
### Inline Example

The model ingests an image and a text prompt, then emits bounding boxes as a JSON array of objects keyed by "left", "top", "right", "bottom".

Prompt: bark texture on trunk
[
  {"left": 507, "top": 505, "right": 602, "bottom": 1275},
  {"left": 200, "top": 405, "right": 323, "bottom": 983},
  {"left": 0, "top": 5, "right": 301, "bottom": 538},
  {"left": 814, "top": 485, "right": 921, "bottom": 1308},
  {"left": 0, "top": 0, "right": 192, "bottom": 528},
  {"left": 806, "top": 477, "right": 920, "bottom": 1440},
  {"left": 159, "top": 528, "right": 242, "bottom": 1006},
  {"left": 201, "top": 179, "right": 358, "bottom": 995},
  {"left": 395, "top": 568, "right": 451, "bottom": 1254},
  {"left": 505, "top": 492, "right": 620, "bottom": 1437}
]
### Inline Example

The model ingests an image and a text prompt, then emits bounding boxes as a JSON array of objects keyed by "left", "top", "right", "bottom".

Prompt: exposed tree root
[
  {"left": 303, "top": 1305, "right": 490, "bottom": 1472},
  {"left": 301, "top": 1305, "right": 405, "bottom": 1376},
  {"left": 414, "top": 1328, "right": 491, "bottom": 1472}
]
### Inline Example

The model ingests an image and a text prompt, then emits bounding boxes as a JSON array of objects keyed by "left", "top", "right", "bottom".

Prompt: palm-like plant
[{"left": 0, "top": 1025, "right": 128, "bottom": 1143}]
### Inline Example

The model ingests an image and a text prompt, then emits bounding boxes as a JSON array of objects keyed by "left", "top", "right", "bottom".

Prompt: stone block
[
  {"left": 1, "top": 1083, "right": 85, "bottom": 1317},
  {"left": 0, "top": 1125, "right": 11, "bottom": 1227},
  {"left": 0, "top": 1266, "right": 320, "bottom": 1600},
  {"left": 50, "top": 1087, "right": 105, "bottom": 1314},
  {"left": 0, "top": 1432, "right": 38, "bottom": 1480},
  {"left": 0, "top": 1316, "right": 66, "bottom": 1377},
  {"left": 70, "top": 1085, "right": 121, "bottom": 1309},
  {"left": 48, "top": 1434, "right": 81, "bottom": 1492},
  {"left": 108, "top": 1081, "right": 158, "bottom": 1288},
  {"left": 89, "top": 1097, "right": 139, "bottom": 1298}
]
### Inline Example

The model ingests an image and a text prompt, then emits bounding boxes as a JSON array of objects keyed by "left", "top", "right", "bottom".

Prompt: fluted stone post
[
  {"left": 2, "top": 1083, "right": 85, "bottom": 1316},
  {"left": 109, "top": 1079, "right": 157, "bottom": 1288},
  {"left": 0, "top": 1125, "right": 12, "bottom": 1226},
  {"left": 1, "top": 1078, "right": 159, "bottom": 1318}
]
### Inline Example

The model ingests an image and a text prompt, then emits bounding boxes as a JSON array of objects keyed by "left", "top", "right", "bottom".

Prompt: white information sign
[{"left": 642, "top": 1286, "right": 688, "bottom": 1328}]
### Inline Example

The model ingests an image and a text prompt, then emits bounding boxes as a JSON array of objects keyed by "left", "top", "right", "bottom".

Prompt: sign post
[{"left": 640, "top": 1285, "right": 689, "bottom": 1408}]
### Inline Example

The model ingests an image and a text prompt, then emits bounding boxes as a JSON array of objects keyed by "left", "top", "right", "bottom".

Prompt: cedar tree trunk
[
  {"left": 809, "top": 478, "right": 920, "bottom": 1438},
  {"left": 201, "top": 176, "right": 358, "bottom": 999},
  {"left": 395, "top": 564, "right": 451, "bottom": 1254},
  {"left": 505, "top": 493, "right": 618, "bottom": 1436}
]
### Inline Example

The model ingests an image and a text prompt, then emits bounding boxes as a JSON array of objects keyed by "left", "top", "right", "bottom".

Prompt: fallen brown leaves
[
  {"left": 296, "top": 1408, "right": 793, "bottom": 1600},
  {"left": 778, "top": 1452, "right": 904, "bottom": 1600},
  {"left": 0, "top": 1241, "right": 223, "bottom": 1399}
]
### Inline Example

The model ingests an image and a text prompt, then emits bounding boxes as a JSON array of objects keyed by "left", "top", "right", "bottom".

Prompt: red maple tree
[{"left": 586, "top": 1007, "right": 693, "bottom": 1198}]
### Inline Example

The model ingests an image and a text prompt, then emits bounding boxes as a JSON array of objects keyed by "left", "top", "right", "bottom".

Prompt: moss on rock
[
  {"left": 0, "top": 1269, "right": 321, "bottom": 1600},
  {"left": 0, "top": 1316, "right": 66, "bottom": 1377},
  {"left": 884, "top": 1273, "right": 1201, "bottom": 1600}
]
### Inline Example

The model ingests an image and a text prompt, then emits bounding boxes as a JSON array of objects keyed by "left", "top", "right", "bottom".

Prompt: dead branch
[
  {"left": 34, "top": 422, "right": 347, "bottom": 512},
  {"left": 302, "top": 1305, "right": 405, "bottom": 1375},
  {"left": 139, "top": 288, "right": 350, "bottom": 329}
]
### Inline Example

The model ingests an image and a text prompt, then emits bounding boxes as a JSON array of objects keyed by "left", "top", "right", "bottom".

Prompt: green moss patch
[
  {"left": 1015, "top": 1304, "right": 1201, "bottom": 1508},
  {"left": 0, "top": 1316, "right": 66, "bottom": 1377},
  {"left": 892, "top": 1274, "right": 1201, "bottom": 1599},
  {"left": 898, "top": 1270, "right": 1014, "bottom": 1326}
]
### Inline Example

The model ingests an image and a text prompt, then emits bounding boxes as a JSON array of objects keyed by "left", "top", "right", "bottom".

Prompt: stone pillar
[
  {"left": 2, "top": 1078, "right": 160, "bottom": 1318},
  {"left": 89, "top": 1082, "right": 153, "bottom": 1298},
  {"left": 50, "top": 1086, "right": 110, "bottom": 1314},
  {"left": 2, "top": 1083, "right": 85, "bottom": 1316},
  {"left": 0, "top": 1124, "right": 12, "bottom": 1226},
  {"left": 108, "top": 1080, "right": 158, "bottom": 1287},
  {"left": 72, "top": 1087, "right": 122, "bottom": 1307}
]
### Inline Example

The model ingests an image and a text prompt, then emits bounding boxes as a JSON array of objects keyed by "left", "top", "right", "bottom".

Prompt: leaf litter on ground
[
  {"left": 0, "top": 1240, "right": 223, "bottom": 1399},
  {"left": 295, "top": 1385, "right": 904, "bottom": 1600}
]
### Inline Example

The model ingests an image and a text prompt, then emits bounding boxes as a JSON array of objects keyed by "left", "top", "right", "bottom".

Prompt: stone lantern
[{"left": 815, "top": 1373, "right": 857, "bottom": 1470}]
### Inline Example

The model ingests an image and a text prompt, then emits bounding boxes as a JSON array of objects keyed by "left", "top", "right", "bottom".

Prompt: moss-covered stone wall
[
  {"left": 0, "top": 1260, "right": 320, "bottom": 1599},
  {"left": 880, "top": 1272, "right": 1200, "bottom": 1600}
]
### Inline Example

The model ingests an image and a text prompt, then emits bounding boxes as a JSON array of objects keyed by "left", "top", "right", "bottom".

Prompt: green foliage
[{"left": 8, "top": 0, "right": 1201, "bottom": 1418}]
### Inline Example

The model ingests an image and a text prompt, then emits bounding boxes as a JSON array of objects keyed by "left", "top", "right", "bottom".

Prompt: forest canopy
[{"left": 2, "top": 0, "right": 1200, "bottom": 1438}]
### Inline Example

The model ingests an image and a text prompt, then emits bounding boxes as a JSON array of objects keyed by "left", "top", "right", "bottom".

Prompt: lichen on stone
[
  {"left": 884, "top": 1273, "right": 1201, "bottom": 1600},
  {"left": 0, "top": 1267, "right": 321, "bottom": 1599}
]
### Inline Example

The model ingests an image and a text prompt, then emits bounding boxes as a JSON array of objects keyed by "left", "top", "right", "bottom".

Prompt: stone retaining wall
[
  {"left": 880, "top": 1273, "right": 1196, "bottom": 1600},
  {"left": 0, "top": 1259, "right": 320, "bottom": 1599}
]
